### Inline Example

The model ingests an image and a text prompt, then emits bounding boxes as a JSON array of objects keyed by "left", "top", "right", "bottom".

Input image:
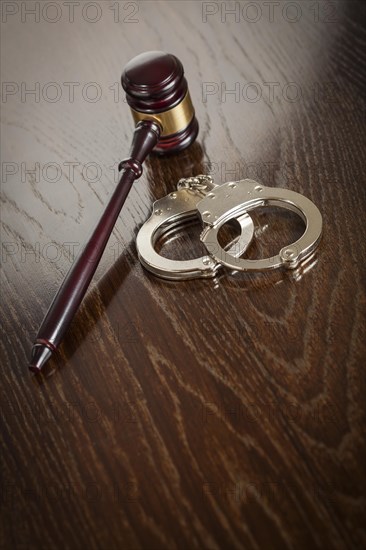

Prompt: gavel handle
[{"left": 29, "top": 120, "right": 161, "bottom": 372}]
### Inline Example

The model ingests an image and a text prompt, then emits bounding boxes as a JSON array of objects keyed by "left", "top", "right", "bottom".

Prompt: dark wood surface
[{"left": 1, "top": 1, "right": 365, "bottom": 548}]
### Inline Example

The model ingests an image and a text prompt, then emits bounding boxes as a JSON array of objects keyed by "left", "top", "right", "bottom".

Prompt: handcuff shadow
[{"left": 205, "top": 207, "right": 321, "bottom": 292}]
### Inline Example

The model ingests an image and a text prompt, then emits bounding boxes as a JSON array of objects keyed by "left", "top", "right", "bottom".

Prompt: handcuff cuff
[{"left": 136, "top": 175, "right": 323, "bottom": 281}]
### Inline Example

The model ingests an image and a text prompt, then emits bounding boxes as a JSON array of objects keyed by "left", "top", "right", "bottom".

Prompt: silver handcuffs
[{"left": 136, "top": 175, "right": 322, "bottom": 280}]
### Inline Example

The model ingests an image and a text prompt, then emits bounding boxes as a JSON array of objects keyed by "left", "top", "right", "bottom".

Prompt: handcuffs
[{"left": 136, "top": 175, "right": 323, "bottom": 280}]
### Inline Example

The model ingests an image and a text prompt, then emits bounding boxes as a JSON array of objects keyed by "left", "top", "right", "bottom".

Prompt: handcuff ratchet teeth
[
  {"left": 136, "top": 176, "right": 323, "bottom": 280},
  {"left": 198, "top": 178, "right": 323, "bottom": 271}
]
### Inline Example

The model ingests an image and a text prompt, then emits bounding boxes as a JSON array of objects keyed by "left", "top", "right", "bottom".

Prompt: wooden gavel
[{"left": 29, "top": 51, "right": 199, "bottom": 372}]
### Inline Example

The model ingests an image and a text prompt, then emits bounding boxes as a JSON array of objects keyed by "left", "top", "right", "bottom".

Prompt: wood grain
[{"left": 1, "top": 1, "right": 365, "bottom": 548}]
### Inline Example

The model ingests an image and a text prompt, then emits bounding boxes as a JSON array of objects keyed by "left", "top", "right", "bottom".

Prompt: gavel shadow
[{"left": 32, "top": 142, "right": 209, "bottom": 381}]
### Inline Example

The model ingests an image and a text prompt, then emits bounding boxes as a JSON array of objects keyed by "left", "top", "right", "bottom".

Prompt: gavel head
[{"left": 121, "top": 51, "right": 199, "bottom": 155}]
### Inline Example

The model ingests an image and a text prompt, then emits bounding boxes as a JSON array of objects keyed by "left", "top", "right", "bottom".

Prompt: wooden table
[{"left": 1, "top": 1, "right": 365, "bottom": 548}]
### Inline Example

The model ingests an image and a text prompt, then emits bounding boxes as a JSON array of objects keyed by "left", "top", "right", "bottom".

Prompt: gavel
[{"left": 29, "top": 51, "right": 199, "bottom": 372}]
